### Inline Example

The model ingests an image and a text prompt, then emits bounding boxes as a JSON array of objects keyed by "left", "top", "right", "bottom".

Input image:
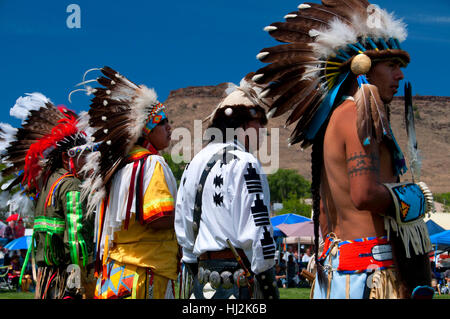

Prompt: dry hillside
[{"left": 164, "top": 85, "right": 450, "bottom": 194}]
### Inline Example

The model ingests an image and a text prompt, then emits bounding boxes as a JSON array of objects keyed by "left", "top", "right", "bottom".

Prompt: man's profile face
[
  {"left": 367, "top": 59, "right": 405, "bottom": 104},
  {"left": 146, "top": 118, "right": 172, "bottom": 151}
]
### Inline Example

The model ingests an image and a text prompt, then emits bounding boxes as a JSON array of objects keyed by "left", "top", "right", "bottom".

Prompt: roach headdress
[
  {"left": 0, "top": 93, "right": 87, "bottom": 195},
  {"left": 253, "top": 0, "right": 409, "bottom": 149},
  {"left": 71, "top": 66, "right": 167, "bottom": 214},
  {"left": 204, "top": 72, "right": 270, "bottom": 126}
]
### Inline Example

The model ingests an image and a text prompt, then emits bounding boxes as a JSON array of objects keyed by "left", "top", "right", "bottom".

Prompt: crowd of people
[
  {"left": 275, "top": 246, "right": 313, "bottom": 289},
  {"left": 431, "top": 262, "right": 450, "bottom": 296},
  {"left": 0, "top": 218, "right": 33, "bottom": 292},
  {"left": 0, "top": 219, "right": 25, "bottom": 247}
]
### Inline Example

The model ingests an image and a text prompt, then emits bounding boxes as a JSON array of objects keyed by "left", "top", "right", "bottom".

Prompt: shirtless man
[
  {"left": 322, "top": 59, "right": 402, "bottom": 241},
  {"left": 314, "top": 59, "right": 406, "bottom": 299},
  {"left": 253, "top": 0, "right": 434, "bottom": 299}
]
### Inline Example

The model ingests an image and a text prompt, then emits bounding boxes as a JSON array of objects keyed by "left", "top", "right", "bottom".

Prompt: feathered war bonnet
[
  {"left": 0, "top": 93, "right": 87, "bottom": 195},
  {"left": 253, "top": 0, "right": 410, "bottom": 149},
  {"left": 70, "top": 66, "right": 167, "bottom": 214}
]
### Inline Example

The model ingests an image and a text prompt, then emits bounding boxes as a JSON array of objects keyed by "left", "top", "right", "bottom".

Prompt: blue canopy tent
[
  {"left": 426, "top": 220, "right": 445, "bottom": 236},
  {"left": 430, "top": 230, "right": 450, "bottom": 251},
  {"left": 270, "top": 214, "right": 311, "bottom": 262},
  {"left": 4, "top": 236, "right": 32, "bottom": 251},
  {"left": 271, "top": 213, "right": 310, "bottom": 238}
]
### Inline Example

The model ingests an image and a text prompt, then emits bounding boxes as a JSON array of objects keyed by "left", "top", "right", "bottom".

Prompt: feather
[
  {"left": 96, "top": 77, "right": 137, "bottom": 102},
  {"left": 76, "top": 66, "right": 162, "bottom": 211},
  {"left": 299, "top": 3, "right": 353, "bottom": 25},
  {"left": 285, "top": 88, "right": 324, "bottom": 126},
  {"left": 269, "top": 78, "right": 320, "bottom": 118},
  {"left": 309, "top": 18, "right": 358, "bottom": 58},
  {"left": 0, "top": 94, "right": 83, "bottom": 195},
  {"left": 367, "top": 85, "right": 390, "bottom": 142},
  {"left": 10, "top": 93, "right": 51, "bottom": 122},
  {"left": 283, "top": 10, "right": 330, "bottom": 31},
  {"left": 404, "top": 82, "right": 421, "bottom": 182},
  {"left": 256, "top": 43, "right": 313, "bottom": 63},
  {"left": 101, "top": 66, "right": 140, "bottom": 91},
  {"left": 2, "top": 176, "right": 22, "bottom": 192},
  {"left": 260, "top": 68, "right": 307, "bottom": 99},
  {"left": 321, "top": 0, "right": 369, "bottom": 21},
  {"left": 0, "top": 123, "right": 18, "bottom": 155},
  {"left": 264, "top": 22, "right": 316, "bottom": 44},
  {"left": 254, "top": 1, "right": 407, "bottom": 148},
  {"left": 290, "top": 87, "right": 328, "bottom": 139},
  {"left": 253, "top": 56, "right": 318, "bottom": 84},
  {"left": 92, "top": 118, "right": 133, "bottom": 142},
  {"left": 365, "top": 7, "right": 407, "bottom": 42},
  {"left": 354, "top": 84, "right": 373, "bottom": 145}
]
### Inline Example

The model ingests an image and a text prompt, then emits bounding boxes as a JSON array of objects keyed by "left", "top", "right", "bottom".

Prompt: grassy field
[
  {"left": 1, "top": 287, "right": 449, "bottom": 299},
  {"left": 0, "top": 287, "right": 312, "bottom": 299}
]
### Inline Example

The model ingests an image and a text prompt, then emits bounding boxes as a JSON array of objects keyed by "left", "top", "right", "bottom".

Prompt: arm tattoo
[{"left": 347, "top": 152, "right": 380, "bottom": 178}]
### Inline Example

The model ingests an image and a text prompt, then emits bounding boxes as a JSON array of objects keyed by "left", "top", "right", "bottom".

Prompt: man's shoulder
[
  {"left": 58, "top": 174, "right": 82, "bottom": 193},
  {"left": 326, "top": 99, "right": 358, "bottom": 137},
  {"left": 48, "top": 169, "right": 81, "bottom": 192},
  {"left": 331, "top": 99, "right": 357, "bottom": 120}
]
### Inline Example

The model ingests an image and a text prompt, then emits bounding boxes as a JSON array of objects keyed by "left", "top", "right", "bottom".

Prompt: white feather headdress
[{"left": 70, "top": 66, "right": 164, "bottom": 215}]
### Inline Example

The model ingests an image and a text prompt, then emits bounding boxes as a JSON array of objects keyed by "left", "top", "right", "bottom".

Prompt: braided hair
[{"left": 311, "top": 125, "right": 327, "bottom": 285}]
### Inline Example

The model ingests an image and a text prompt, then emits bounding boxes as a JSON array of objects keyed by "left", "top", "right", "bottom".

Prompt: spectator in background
[
  {"left": 442, "top": 269, "right": 450, "bottom": 294},
  {"left": 9, "top": 254, "right": 21, "bottom": 288},
  {"left": 302, "top": 248, "right": 312, "bottom": 263},
  {"left": 0, "top": 245, "right": 5, "bottom": 266},
  {"left": 283, "top": 246, "right": 294, "bottom": 264},
  {"left": 430, "top": 262, "right": 441, "bottom": 294},
  {"left": 444, "top": 269, "right": 450, "bottom": 282},
  {"left": 294, "top": 251, "right": 299, "bottom": 263},
  {"left": 287, "top": 254, "right": 299, "bottom": 288},
  {"left": 275, "top": 260, "right": 286, "bottom": 288},
  {"left": 3, "top": 220, "right": 16, "bottom": 243},
  {"left": 14, "top": 219, "right": 25, "bottom": 238}
]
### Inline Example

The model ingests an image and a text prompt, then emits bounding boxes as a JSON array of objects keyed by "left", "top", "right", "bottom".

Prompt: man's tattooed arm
[{"left": 346, "top": 152, "right": 380, "bottom": 179}]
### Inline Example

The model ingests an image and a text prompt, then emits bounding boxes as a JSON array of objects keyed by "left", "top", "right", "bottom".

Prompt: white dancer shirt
[{"left": 175, "top": 140, "right": 276, "bottom": 275}]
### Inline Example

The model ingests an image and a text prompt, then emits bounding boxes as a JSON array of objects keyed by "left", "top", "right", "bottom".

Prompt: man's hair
[
  {"left": 45, "top": 133, "right": 87, "bottom": 173},
  {"left": 207, "top": 105, "right": 267, "bottom": 143}
]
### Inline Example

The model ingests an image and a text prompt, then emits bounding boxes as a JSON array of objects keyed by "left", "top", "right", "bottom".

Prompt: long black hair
[
  {"left": 207, "top": 105, "right": 268, "bottom": 143},
  {"left": 311, "top": 124, "right": 327, "bottom": 285}
]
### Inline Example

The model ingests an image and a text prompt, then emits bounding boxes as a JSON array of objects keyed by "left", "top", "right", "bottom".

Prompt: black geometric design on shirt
[
  {"left": 213, "top": 174, "right": 223, "bottom": 188},
  {"left": 260, "top": 226, "right": 276, "bottom": 260},
  {"left": 182, "top": 177, "right": 187, "bottom": 186},
  {"left": 251, "top": 194, "right": 270, "bottom": 226},
  {"left": 244, "top": 163, "right": 263, "bottom": 193},
  {"left": 213, "top": 192, "right": 224, "bottom": 207}
]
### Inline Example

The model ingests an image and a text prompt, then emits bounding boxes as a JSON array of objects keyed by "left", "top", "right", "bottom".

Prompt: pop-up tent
[
  {"left": 426, "top": 220, "right": 445, "bottom": 236},
  {"left": 430, "top": 230, "right": 450, "bottom": 251},
  {"left": 270, "top": 213, "right": 310, "bottom": 237}
]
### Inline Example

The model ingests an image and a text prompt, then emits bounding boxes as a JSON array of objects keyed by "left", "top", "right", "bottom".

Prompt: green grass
[
  {"left": 435, "top": 293, "right": 450, "bottom": 299},
  {"left": 0, "top": 290, "right": 34, "bottom": 299},
  {"left": 0, "top": 287, "right": 448, "bottom": 299},
  {"left": 279, "top": 287, "right": 311, "bottom": 299}
]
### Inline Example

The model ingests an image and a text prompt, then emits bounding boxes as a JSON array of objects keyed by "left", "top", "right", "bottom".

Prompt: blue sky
[{"left": 1, "top": 0, "right": 449, "bottom": 126}]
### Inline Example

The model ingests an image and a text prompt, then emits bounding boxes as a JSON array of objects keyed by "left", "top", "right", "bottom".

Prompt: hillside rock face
[{"left": 164, "top": 85, "right": 450, "bottom": 194}]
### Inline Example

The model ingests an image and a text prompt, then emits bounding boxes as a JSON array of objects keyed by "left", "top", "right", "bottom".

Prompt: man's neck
[{"left": 140, "top": 139, "right": 159, "bottom": 155}]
